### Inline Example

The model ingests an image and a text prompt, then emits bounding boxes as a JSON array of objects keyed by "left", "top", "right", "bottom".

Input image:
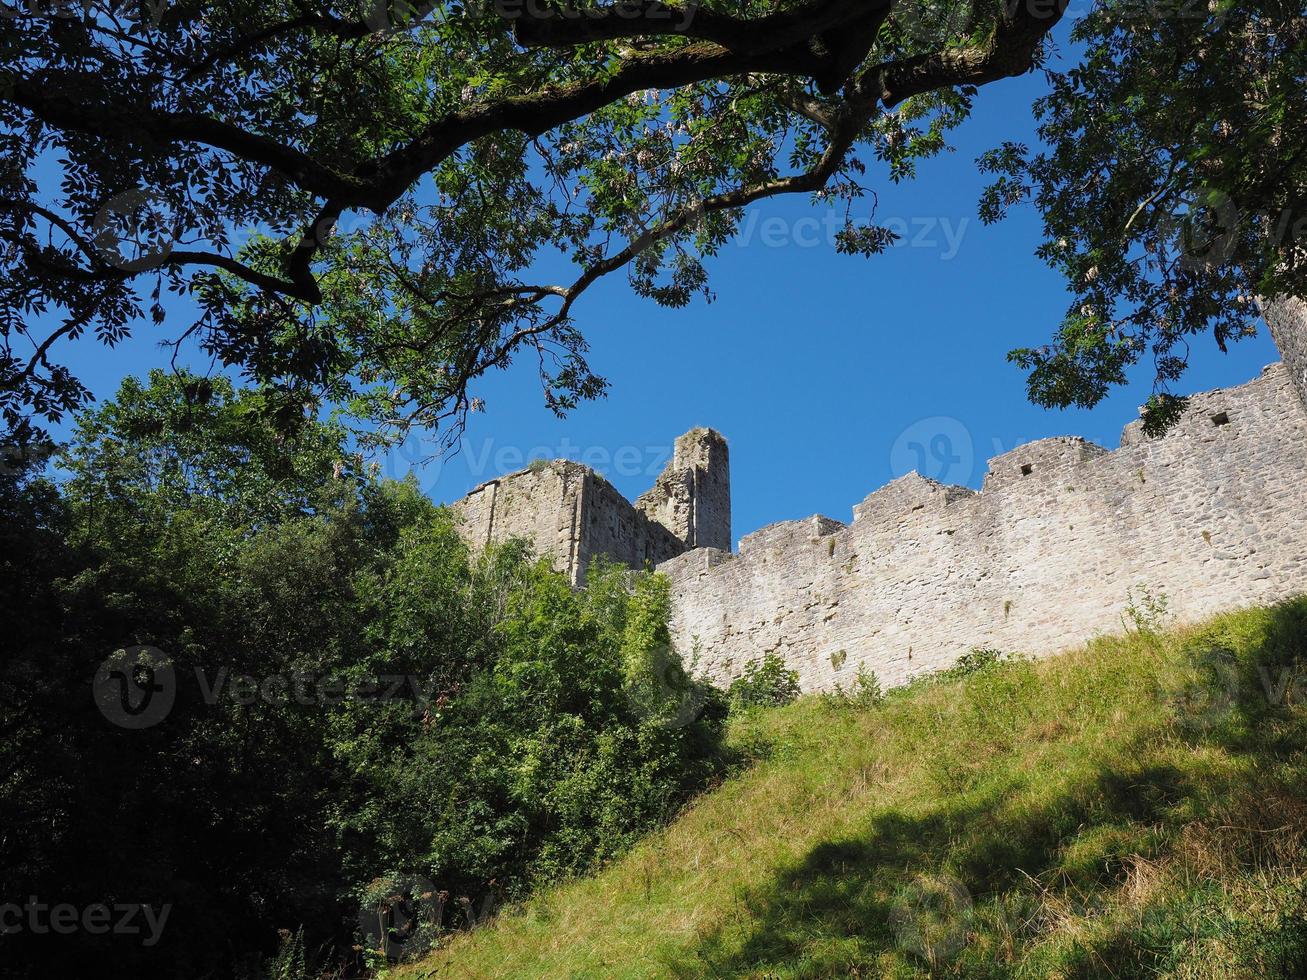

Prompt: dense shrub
[
  {"left": 0, "top": 372, "right": 725, "bottom": 979},
  {"left": 824, "top": 664, "right": 884, "bottom": 708},
  {"left": 728, "top": 653, "right": 802, "bottom": 710},
  {"left": 946, "top": 647, "right": 1008, "bottom": 678}
]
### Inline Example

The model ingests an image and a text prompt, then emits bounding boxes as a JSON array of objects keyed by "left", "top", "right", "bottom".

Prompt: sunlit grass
[{"left": 401, "top": 598, "right": 1307, "bottom": 978}]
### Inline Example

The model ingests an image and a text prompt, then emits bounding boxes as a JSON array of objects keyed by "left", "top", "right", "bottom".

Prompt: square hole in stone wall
[
  {"left": 1020, "top": 463, "right": 1034, "bottom": 476},
  {"left": 1210, "top": 411, "right": 1230, "bottom": 427}
]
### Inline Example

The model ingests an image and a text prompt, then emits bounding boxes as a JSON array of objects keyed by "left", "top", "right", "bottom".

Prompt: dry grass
[{"left": 397, "top": 597, "right": 1307, "bottom": 979}]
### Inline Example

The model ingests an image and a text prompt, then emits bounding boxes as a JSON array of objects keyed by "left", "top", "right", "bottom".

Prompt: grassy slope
[{"left": 403, "top": 598, "right": 1307, "bottom": 979}]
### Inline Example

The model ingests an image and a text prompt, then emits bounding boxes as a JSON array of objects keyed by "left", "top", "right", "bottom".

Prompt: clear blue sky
[{"left": 46, "top": 28, "right": 1280, "bottom": 544}]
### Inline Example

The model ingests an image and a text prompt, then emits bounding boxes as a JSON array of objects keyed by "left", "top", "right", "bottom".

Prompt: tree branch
[
  {"left": 8, "top": 78, "right": 366, "bottom": 202},
  {"left": 857, "top": 0, "right": 1068, "bottom": 107}
]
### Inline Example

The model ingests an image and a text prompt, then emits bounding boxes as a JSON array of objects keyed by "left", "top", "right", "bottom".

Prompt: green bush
[
  {"left": 825, "top": 663, "right": 884, "bottom": 708},
  {"left": 0, "top": 372, "right": 726, "bottom": 979},
  {"left": 946, "top": 647, "right": 1007, "bottom": 678},
  {"left": 1122, "top": 583, "right": 1172, "bottom": 634},
  {"left": 728, "top": 653, "right": 802, "bottom": 710},
  {"left": 342, "top": 551, "right": 728, "bottom": 924}
]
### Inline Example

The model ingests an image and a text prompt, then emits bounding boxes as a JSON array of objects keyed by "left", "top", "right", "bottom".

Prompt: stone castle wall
[
  {"left": 1264, "top": 297, "right": 1307, "bottom": 410},
  {"left": 449, "top": 309, "right": 1307, "bottom": 693},
  {"left": 661, "top": 364, "right": 1307, "bottom": 690},
  {"left": 451, "top": 428, "right": 729, "bottom": 584},
  {"left": 635, "top": 428, "right": 732, "bottom": 552},
  {"left": 451, "top": 461, "right": 685, "bottom": 584}
]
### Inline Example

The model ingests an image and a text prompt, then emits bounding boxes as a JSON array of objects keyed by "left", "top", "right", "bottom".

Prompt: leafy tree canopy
[
  {"left": 2, "top": 0, "right": 1066, "bottom": 445},
  {"left": 60, "top": 368, "right": 359, "bottom": 527},
  {"left": 3, "top": 0, "right": 1301, "bottom": 444},
  {"left": 980, "top": 2, "right": 1305, "bottom": 432}
]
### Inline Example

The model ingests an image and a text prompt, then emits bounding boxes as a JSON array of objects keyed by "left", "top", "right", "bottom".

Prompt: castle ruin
[
  {"left": 452, "top": 427, "right": 730, "bottom": 585},
  {"left": 453, "top": 313, "right": 1307, "bottom": 692}
]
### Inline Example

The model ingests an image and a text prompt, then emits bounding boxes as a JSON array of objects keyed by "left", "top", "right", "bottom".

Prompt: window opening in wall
[
  {"left": 1020, "top": 463, "right": 1034, "bottom": 476},
  {"left": 1210, "top": 411, "right": 1230, "bottom": 427}
]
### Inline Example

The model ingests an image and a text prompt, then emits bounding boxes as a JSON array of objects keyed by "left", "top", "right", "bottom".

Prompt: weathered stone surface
[
  {"left": 663, "top": 364, "right": 1307, "bottom": 691},
  {"left": 981, "top": 437, "right": 1108, "bottom": 492},
  {"left": 636, "top": 428, "right": 731, "bottom": 551},
  {"left": 450, "top": 428, "right": 728, "bottom": 583},
  {"left": 448, "top": 304, "right": 1307, "bottom": 695},
  {"left": 1263, "top": 296, "right": 1307, "bottom": 410}
]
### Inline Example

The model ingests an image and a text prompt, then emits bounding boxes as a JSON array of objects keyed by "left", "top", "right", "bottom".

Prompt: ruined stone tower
[
  {"left": 635, "top": 428, "right": 731, "bottom": 552},
  {"left": 450, "top": 427, "right": 730, "bottom": 584},
  {"left": 1263, "top": 296, "right": 1307, "bottom": 410}
]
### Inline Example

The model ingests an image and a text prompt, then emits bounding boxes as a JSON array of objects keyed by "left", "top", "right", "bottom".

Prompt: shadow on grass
[{"left": 665, "top": 598, "right": 1307, "bottom": 979}]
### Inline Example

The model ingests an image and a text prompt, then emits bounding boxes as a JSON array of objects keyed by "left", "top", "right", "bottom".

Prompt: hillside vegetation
[
  {"left": 1, "top": 372, "right": 730, "bottom": 979},
  {"left": 405, "top": 597, "right": 1307, "bottom": 979}
]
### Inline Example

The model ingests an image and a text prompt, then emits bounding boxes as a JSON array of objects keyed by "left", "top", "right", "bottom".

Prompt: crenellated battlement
[
  {"left": 451, "top": 356, "right": 1307, "bottom": 692},
  {"left": 663, "top": 362, "right": 1307, "bottom": 690},
  {"left": 981, "top": 437, "right": 1108, "bottom": 492},
  {"left": 850, "top": 472, "right": 977, "bottom": 530},
  {"left": 738, "top": 515, "right": 845, "bottom": 556}
]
